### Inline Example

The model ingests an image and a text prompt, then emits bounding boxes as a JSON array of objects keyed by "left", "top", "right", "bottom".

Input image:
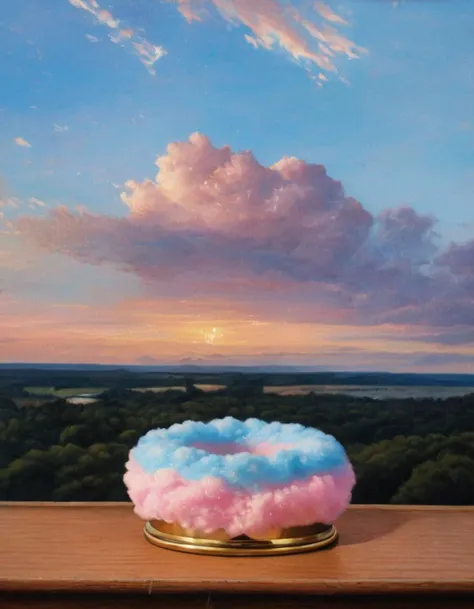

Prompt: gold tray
[{"left": 144, "top": 519, "right": 338, "bottom": 556}]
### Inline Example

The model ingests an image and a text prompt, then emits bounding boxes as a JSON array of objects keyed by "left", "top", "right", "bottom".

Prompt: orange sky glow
[{"left": 2, "top": 292, "right": 474, "bottom": 372}]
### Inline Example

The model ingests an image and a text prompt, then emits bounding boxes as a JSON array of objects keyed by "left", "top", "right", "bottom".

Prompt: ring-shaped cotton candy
[{"left": 130, "top": 417, "right": 351, "bottom": 490}]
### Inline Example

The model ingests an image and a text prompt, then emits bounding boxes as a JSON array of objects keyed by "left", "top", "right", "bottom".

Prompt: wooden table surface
[{"left": 1, "top": 502, "right": 474, "bottom": 597}]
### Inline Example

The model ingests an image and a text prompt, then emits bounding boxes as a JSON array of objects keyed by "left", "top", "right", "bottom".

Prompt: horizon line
[{"left": 2, "top": 362, "right": 474, "bottom": 377}]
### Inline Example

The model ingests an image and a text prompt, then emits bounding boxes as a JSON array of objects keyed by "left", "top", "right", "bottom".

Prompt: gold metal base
[{"left": 144, "top": 520, "right": 338, "bottom": 556}]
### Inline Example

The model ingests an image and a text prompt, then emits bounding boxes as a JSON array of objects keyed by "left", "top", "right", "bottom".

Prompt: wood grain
[{"left": 1, "top": 503, "right": 474, "bottom": 596}]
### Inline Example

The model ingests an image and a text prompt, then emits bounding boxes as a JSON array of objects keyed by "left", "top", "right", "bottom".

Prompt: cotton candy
[
  {"left": 124, "top": 417, "right": 355, "bottom": 536},
  {"left": 131, "top": 416, "right": 348, "bottom": 489}
]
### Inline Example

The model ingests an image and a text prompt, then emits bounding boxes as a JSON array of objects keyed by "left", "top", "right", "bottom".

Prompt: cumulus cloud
[
  {"left": 17, "top": 132, "right": 373, "bottom": 283},
  {"left": 14, "top": 137, "right": 31, "bottom": 148},
  {"left": 68, "top": 0, "right": 166, "bottom": 74},
  {"left": 14, "top": 132, "right": 474, "bottom": 342},
  {"left": 170, "top": 0, "right": 366, "bottom": 79}
]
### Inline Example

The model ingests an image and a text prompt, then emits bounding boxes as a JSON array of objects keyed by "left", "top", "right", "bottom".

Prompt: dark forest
[{"left": 2, "top": 370, "right": 474, "bottom": 505}]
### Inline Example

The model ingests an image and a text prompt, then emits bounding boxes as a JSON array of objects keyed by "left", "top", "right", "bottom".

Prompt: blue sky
[
  {"left": 1, "top": 0, "right": 473, "bottom": 225},
  {"left": 1, "top": 0, "right": 474, "bottom": 369}
]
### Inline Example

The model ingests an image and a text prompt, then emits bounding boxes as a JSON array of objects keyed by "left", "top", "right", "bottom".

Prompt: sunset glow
[{"left": 1, "top": 0, "right": 474, "bottom": 372}]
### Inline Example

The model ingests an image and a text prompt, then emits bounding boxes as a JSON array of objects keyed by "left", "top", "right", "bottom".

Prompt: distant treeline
[
  {"left": 3, "top": 366, "right": 474, "bottom": 392},
  {"left": 1, "top": 386, "right": 474, "bottom": 504}
]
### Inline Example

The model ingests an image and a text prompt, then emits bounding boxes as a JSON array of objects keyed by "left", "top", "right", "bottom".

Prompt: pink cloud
[
  {"left": 169, "top": 0, "right": 366, "bottom": 78},
  {"left": 14, "top": 137, "right": 32, "bottom": 148},
  {"left": 14, "top": 132, "right": 474, "bottom": 341},
  {"left": 16, "top": 132, "right": 373, "bottom": 284},
  {"left": 314, "top": 2, "right": 348, "bottom": 26}
]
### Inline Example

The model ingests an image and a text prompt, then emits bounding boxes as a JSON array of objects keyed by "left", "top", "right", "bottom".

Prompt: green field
[
  {"left": 25, "top": 387, "right": 106, "bottom": 398},
  {"left": 131, "top": 384, "right": 226, "bottom": 393}
]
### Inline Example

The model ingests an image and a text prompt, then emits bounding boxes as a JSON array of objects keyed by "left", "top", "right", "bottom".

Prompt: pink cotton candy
[
  {"left": 252, "top": 442, "right": 300, "bottom": 456},
  {"left": 124, "top": 456, "right": 355, "bottom": 537}
]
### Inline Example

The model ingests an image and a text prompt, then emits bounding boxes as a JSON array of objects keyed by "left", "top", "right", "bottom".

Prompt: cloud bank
[
  {"left": 14, "top": 132, "right": 474, "bottom": 345},
  {"left": 68, "top": 0, "right": 166, "bottom": 74},
  {"left": 171, "top": 0, "right": 366, "bottom": 79}
]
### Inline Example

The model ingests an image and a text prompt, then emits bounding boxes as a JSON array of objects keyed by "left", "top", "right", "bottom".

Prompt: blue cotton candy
[{"left": 132, "top": 416, "right": 348, "bottom": 490}]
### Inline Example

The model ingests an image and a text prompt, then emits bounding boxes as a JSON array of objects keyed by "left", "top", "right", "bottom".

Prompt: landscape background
[
  {"left": 2, "top": 365, "right": 474, "bottom": 504},
  {"left": 1, "top": 0, "right": 474, "bottom": 505}
]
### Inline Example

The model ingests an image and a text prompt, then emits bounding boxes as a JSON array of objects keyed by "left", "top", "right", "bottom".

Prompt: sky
[{"left": 1, "top": 0, "right": 474, "bottom": 372}]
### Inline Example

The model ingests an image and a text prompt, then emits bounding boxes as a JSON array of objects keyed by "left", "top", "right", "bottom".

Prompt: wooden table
[{"left": 1, "top": 503, "right": 473, "bottom": 608}]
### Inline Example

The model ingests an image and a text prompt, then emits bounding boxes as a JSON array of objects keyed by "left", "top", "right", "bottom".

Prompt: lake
[
  {"left": 264, "top": 385, "right": 474, "bottom": 399},
  {"left": 67, "top": 397, "right": 100, "bottom": 405}
]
